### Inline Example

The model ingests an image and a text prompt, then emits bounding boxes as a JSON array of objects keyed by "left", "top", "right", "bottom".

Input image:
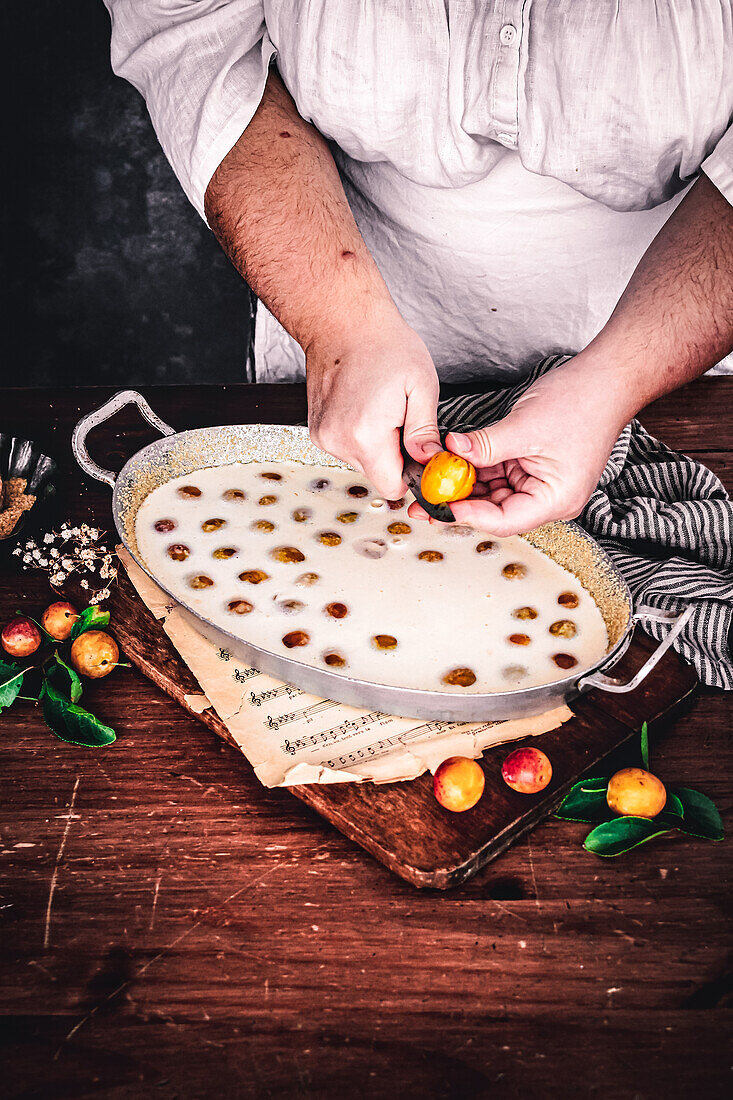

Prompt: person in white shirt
[{"left": 104, "top": 1, "right": 733, "bottom": 535}]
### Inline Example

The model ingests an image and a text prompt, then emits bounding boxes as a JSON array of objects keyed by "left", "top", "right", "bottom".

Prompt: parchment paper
[{"left": 119, "top": 547, "right": 572, "bottom": 788}]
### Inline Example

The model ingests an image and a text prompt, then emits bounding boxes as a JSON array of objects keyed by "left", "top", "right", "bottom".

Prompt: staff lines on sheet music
[
  {"left": 319, "top": 719, "right": 500, "bottom": 768},
  {"left": 317, "top": 720, "right": 448, "bottom": 767},
  {"left": 249, "top": 683, "right": 301, "bottom": 706},
  {"left": 268, "top": 698, "right": 341, "bottom": 731},
  {"left": 232, "top": 665, "right": 261, "bottom": 684},
  {"left": 281, "top": 711, "right": 388, "bottom": 755},
  {"left": 282, "top": 715, "right": 500, "bottom": 761}
]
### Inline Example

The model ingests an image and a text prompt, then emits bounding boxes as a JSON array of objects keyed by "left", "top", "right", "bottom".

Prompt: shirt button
[{"left": 499, "top": 24, "right": 517, "bottom": 46}]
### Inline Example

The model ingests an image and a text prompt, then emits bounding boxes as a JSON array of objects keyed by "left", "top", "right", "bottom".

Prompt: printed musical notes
[
  {"left": 267, "top": 698, "right": 340, "bottom": 731},
  {"left": 249, "top": 683, "right": 301, "bottom": 707},
  {"left": 275, "top": 710, "right": 502, "bottom": 769},
  {"left": 279, "top": 710, "right": 387, "bottom": 755},
  {"left": 232, "top": 666, "right": 261, "bottom": 684}
]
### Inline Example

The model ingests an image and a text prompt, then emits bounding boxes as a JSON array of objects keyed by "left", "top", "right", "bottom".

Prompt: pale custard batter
[{"left": 135, "top": 462, "right": 609, "bottom": 693}]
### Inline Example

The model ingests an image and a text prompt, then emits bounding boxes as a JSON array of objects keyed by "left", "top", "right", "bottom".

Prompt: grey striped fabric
[{"left": 438, "top": 355, "right": 733, "bottom": 689}]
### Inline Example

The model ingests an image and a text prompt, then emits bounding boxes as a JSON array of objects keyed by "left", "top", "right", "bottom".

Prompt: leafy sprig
[
  {"left": 555, "top": 722, "right": 723, "bottom": 856},
  {"left": 1, "top": 604, "right": 117, "bottom": 747}
]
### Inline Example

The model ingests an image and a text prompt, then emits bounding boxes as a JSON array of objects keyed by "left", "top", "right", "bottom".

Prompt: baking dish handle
[
  {"left": 72, "top": 389, "right": 176, "bottom": 488},
  {"left": 578, "top": 604, "right": 695, "bottom": 694}
]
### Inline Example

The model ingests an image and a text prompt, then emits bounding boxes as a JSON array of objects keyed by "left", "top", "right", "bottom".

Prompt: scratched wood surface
[{"left": 0, "top": 383, "right": 731, "bottom": 1098}]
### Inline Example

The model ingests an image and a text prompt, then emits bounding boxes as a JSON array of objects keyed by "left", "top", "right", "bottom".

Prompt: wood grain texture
[{"left": 0, "top": 383, "right": 731, "bottom": 1098}]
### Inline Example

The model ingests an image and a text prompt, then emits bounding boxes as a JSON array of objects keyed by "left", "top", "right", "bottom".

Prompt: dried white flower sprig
[{"left": 11, "top": 522, "right": 117, "bottom": 604}]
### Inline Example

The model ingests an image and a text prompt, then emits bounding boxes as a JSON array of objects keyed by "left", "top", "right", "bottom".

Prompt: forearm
[
  {"left": 204, "top": 68, "right": 398, "bottom": 354},
  {"left": 576, "top": 174, "right": 733, "bottom": 422}
]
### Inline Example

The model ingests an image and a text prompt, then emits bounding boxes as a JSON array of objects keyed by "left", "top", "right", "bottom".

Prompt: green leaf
[
  {"left": 69, "top": 606, "right": 110, "bottom": 641},
  {"left": 640, "top": 720, "right": 650, "bottom": 771},
  {"left": 50, "top": 652, "right": 83, "bottom": 704},
  {"left": 654, "top": 790, "right": 684, "bottom": 827},
  {"left": 672, "top": 787, "right": 724, "bottom": 841},
  {"left": 584, "top": 816, "right": 671, "bottom": 857},
  {"left": 40, "top": 679, "right": 116, "bottom": 748},
  {"left": 666, "top": 791, "right": 684, "bottom": 818},
  {"left": 0, "top": 658, "right": 27, "bottom": 713},
  {"left": 555, "top": 776, "right": 612, "bottom": 823}
]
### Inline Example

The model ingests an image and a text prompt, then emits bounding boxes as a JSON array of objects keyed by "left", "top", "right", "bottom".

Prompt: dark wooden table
[{"left": 1, "top": 382, "right": 731, "bottom": 1099}]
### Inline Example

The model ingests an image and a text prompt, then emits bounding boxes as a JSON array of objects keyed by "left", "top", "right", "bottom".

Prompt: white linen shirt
[{"left": 105, "top": 1, "right": 733, "bottom": 380}]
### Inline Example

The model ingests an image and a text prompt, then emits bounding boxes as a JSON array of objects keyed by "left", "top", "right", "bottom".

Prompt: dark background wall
[{"left": 2, "top": 2, "right": 252, "bottom": 388}]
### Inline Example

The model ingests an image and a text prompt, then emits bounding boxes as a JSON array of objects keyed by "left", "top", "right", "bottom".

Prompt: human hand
[
  {"left": 408, "top": 356, "right": 632, "bottom": 536},
  {"left": 307, "top": 313, "right": 442, "bottom": 499}
]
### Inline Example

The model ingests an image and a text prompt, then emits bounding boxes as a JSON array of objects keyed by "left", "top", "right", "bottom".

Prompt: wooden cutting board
[{"left": 104, "top": 566, "right": 697, "bottom": 889}]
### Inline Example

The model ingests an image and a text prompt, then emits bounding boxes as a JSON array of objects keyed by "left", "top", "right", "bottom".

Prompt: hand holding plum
[
  {"left": 307, "top": 313, "right": 442, "bottom": 500},
  {"left": 420, "top": 450, "right": 476, "bottom": 505},
  {"left": 409, "top": 354, "right": 633, "bottom": 536}
]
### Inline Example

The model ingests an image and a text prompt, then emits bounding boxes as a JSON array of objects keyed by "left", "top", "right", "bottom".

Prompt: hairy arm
[
  {"left": 204, "top": 68, "right": 440, "bottom": 495},
  {"left": 577, "top": 173, "right": 733, "bottom": 419},
  {"left": 204, "top": 69, "right": 392, "bottom": 350},
  {"left": 415, "top": 175, "right": 733, "bottom": 535}
]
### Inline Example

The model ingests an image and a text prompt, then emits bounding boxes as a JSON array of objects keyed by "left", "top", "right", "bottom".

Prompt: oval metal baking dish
[{"left": 72, "top": 390, "right": 693, "bottom": 721}]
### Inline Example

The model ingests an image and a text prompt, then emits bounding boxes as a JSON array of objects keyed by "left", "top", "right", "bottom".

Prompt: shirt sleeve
[
  {"left": 702, "top": 124, "right": 733, "bottom": 207},
  {"left": 104, "top": 1, "right": 276, "bottom": 220},
  {"left": 517, "top": 3, "right": 733, "bottom": 212}
]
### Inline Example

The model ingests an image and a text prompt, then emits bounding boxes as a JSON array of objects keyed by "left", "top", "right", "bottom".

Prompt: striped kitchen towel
[{"left": 439, "top": 355, "right": 733, "bottom": 689}]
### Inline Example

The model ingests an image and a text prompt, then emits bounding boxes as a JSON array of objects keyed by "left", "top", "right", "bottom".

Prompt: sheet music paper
[{"left": 119, "top": 548, "right": 571, "bottom": 788}]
